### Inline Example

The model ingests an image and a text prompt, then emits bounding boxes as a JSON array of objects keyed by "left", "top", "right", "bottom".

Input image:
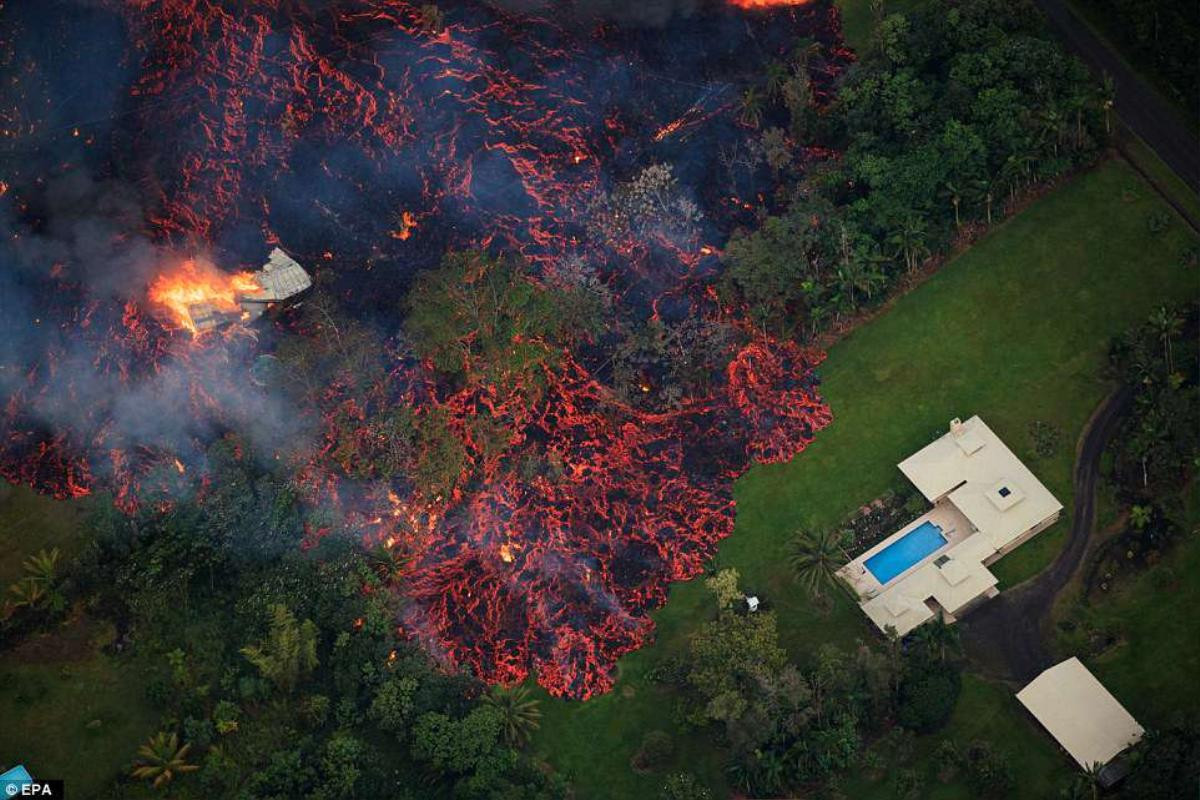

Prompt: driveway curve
[{"left": 959, "top": 384, "right": 1133, "bottom": 683}]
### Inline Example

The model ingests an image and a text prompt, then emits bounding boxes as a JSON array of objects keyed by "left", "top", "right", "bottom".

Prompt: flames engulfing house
[{"left": 187, "top": 248, "right": 311, "bottom": 332}]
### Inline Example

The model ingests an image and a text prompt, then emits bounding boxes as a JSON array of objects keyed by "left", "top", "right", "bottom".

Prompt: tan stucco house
[{"left": 839, "top": 416, "right": 1063, "bottom": 637}]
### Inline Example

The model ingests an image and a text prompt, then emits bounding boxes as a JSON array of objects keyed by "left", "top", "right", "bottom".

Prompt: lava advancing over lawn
[{"left": 0, "top": 0, "right": 849, "bottom": 697}]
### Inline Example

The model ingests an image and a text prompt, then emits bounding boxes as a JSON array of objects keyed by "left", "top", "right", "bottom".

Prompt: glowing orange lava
[
  {"left": 727, "top": 0, "right": 810, "bottom": 9},
  {"left": 391, "top": 211, "right": 418, "bottom": 240},
  {"left": 147, "top": 259, "right": 259, "bottom": 334}
]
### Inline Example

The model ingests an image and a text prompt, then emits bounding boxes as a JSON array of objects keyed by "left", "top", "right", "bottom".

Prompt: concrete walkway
[
  {"left": 1032, "top": 0, "right": 1199, "bottom": 193},
  {"left": 959, "top": 385, "right": 1133, "bottom": 683}
]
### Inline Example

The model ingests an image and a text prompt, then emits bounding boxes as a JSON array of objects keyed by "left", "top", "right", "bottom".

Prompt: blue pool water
[{"left": 864, "top": 521, "right": 947, "bottom": 584}]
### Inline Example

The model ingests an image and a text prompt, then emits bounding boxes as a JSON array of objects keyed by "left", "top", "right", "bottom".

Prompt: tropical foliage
[
  {"left": 130, "top": 731, "right": 199, "bottom": 789},
  {"left": 721, "top": 0, "right": 1107, "bottom": 336}
]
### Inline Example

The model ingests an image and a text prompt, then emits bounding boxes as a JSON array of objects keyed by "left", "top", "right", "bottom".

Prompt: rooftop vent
[{"left": 986, "top": 479, "right": 1025, "bottom": 511}]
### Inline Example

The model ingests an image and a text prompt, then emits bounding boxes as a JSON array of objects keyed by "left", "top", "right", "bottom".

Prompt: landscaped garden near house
[{"left": 531, "top": 156, "right": 1200, "bottom": 798}]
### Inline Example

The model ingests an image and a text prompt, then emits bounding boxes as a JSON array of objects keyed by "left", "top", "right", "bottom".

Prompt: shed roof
[{"left": 1016, "top": 658, "right": 1144, "bottom": 770}]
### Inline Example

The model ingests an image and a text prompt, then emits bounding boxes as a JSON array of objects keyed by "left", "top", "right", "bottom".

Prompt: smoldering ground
[{"left": 0, "top": 169, "right": 314, "bottom": 492}]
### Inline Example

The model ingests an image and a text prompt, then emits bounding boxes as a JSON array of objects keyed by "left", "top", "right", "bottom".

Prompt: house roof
[
  {"left": 242, "top": 248, "right": 312, "bottom": 304},
  {"left": 1016, "top": 658, "right": 1144, "bottom": 770},
  {"left": 898, "top": 416, "right": 1062, "bottom": 549},
  {"left": 860, "top": 551, "right": 998, "bottom": 636}
]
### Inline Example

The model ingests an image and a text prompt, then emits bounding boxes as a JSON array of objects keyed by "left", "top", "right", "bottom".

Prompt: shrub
[
  {"left": 1027, "top": 420, "right": 1062, "bottom": 459},
  {"left": 631, "top": 730, "right": 675, "bottom": 772},
  {"left": 1147, "top": 210, "right": 1172, "bottom": 234},
  {"left": 897, "top": 665, "right": 961, "bottom": 733},
  {"left": 962, "top": 739, "right": 1014, "bottom": 797},
  {"left": 660, "top": 771, "right": 712, "bottom": 800},
  {"left": 890, "top": 767, "right": 924, "bottom": 799}
]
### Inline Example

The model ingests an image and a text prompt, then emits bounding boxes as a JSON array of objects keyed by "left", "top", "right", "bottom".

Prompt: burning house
[{"left": 152, "top": 248, "right": 312, "bottom": 334}]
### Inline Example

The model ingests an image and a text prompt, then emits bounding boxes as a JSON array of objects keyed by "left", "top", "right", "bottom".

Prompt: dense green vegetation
[
  {"left": 1068, "top": 0, "right": 1199, "bottom": 125},
  {"left": 0, "top": 445, "right": 567, "bottom": 798},
  {"left": 532, "top": 157, "right": 1199, "bottom": 797},
  {"left": 725, "top": 0, "right": 1107, "bottom": 339},
  {"left": 1048, "top": 305, "right": 1200, "bottom": 795}
]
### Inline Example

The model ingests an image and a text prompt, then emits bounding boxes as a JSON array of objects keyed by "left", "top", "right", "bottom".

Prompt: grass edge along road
[{"left": 530, "top": 156, "right": 1200, "bottom": 799}]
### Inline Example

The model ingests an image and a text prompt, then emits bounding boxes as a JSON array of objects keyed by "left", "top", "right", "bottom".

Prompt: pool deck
[{"left": 840, "top": 501, "right": 974, "bottom": 600}]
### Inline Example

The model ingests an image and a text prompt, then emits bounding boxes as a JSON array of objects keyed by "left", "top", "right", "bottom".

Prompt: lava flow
[
  {"left": 0, "top": 0, "right": 852, "bottom": 698},
  {"left": 727, "top": 0, "right": 812, "bottom": 8}
]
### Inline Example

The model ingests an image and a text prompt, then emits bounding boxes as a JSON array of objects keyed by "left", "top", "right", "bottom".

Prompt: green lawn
[
  {"left": 1056, "top": 485, "right": 1200, "bottom": 732},
  {"left": 0, "top": 623, "right": 159, "bottom": 798},
  {"left": 0, "top": 483, "right": 159, "bottom": 798},
  {"left": 532, "top": 157, "right": 1199, "bottom": 798},
  {"left": 836, "top": 0, "right": 929, "bottom": 53},
  {"left": 0, "top": 481, "right": 91, "bottom": 587},
  {"left": 1117, "top": 122, "right": 1200, "bottom": 225},
  {"left": 843, "top": 673, "right": 1069, "bottom": 799}
]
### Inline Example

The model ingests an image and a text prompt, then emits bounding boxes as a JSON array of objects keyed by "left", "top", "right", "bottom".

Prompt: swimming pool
[{"left": 864, "top": 521, "right": 947, "bottom": 584}]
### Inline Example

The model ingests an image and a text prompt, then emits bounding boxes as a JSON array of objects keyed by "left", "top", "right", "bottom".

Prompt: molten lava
[
  {"left": 727, "top": 0, "right": 811, "bottom": 8},
  {"left": 148, "top": 259, "right": 259, "bottom": 335},
  {"left": 0, "top": 0, "right": 854, "bottom": 698}
]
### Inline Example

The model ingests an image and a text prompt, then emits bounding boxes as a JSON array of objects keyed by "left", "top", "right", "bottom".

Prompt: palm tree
[
  {"left": 1148, "top": 305, "right": 1182, "bottom": 374},
  {"left": 1036, "top": 106, "right": 1067, "bottom": 156},
  {"left": 739, "top": 87, "right": 765, "bottom": 129},
  {"left": 765, "top": 61, "right": 790, "bottom": 101},
  {"left": 22, "top": 547, "right": 60, "bottom": 585},
  {"left": 791, "top": 37, "right": 821, "bottom": 70},
  {"left": 241, "top": 604, "right": 319, "bottom": 693},
  {"left": 1067, "top": 86, "right": 1090, "bottom": 149},
  {"left": 7, "top": 577, "right": 46, "bottom": 610},
  {"left": 754, "top": 749, "right": 787, "bottom": 795},
  {"left": 1130, "top": 504, "right": 1152, "bottom": 531},
  {"left": 1071, "top": 762, "right": 1105, "bottom": 800},
  {"left": 941, "top": 182, "right": 962, "bottom": 228},
  {"left": 970, "top": 177, "right": 995, "bottom": 225},
  {"left": 130, "top": 732, "right": 198, "bottom": 789},
  {"left": 1098, "top": 73, "right": 1116, "bottom": 135},
  {"left": 725, "top": 758, "right": 755, "bottom": 796},
  {"left": 367, "top": 539, "right": 414, "bottom": 582},
  {"left": 909, "top": 617, "right": 961, "bottom": 663},
  {"left": 787, "top": 529, "right": 847, "bottom": 599},
  {"left": 483, "top": 685, "right": 542, "bottom": 747},
  {"left": 889, "top": 215, "right": 930, "bottom": 274}
]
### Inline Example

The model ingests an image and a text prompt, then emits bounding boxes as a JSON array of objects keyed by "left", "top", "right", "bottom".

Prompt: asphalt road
[
  {"left": 959, "top": 385, "right": 1133, "bottom": 684},
  {"left": 1031, "top": 0, "right": 1200, "bottom": 193}
]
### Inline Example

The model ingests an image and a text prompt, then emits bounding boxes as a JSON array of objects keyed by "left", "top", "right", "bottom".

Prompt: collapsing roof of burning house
[{"left": 189, "top": 248, "right": 311, "bottom": 332}]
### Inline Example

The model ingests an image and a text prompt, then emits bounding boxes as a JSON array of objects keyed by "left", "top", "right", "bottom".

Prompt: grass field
[
  {"left": 0, "top": 482, "right": 91, "bottom": 587},
  {"left": 531, "top": 157, "right": 1200, "bottom": 798},
  {"left": 836, "top": 0, "right": 928, "bottom": 53},
  {"left": 0, "top": 484, "right": 158, "bottom": 798},
  {"left": 1055, "top": 484, "right": 1200, "bottom": 732},
  {"left": 1118, "top": 123, "right": 1200, "bottom": 226}
]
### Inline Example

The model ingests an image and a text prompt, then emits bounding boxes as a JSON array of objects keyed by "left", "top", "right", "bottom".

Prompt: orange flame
[
  {"left": 727, "top": 0, "right": 810, "bottom": 7},
  {"left": 148, "top": 259, "right": 259, "bottom": 335},
  {"left": 391, "top": 210, "right": 418, "bottom": 240}
]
